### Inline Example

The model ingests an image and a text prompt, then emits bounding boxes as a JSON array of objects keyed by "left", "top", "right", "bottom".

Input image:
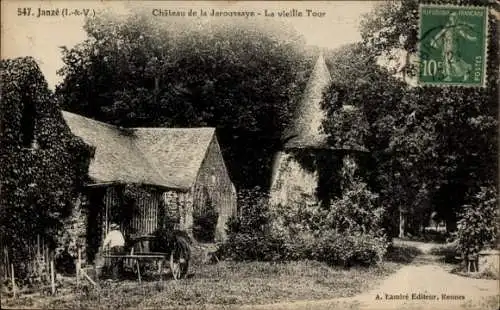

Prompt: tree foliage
[
  {"left": 322, "top": 0, "right": 498, "bottom": 236},
  {"left": 0, "top": 57, "right": 92, "bottom": 262},
  {"left": 219, "top": 187, "right": 285, "bottom": 261},
  {"left": 457, "top": 186, "right": 498, "bottom": 257},
  {"left": 323, "top": 43, "right": 410, "bottom": 235},
  {"left": 220, "top": 180, "right": 387, "bottom": 266},
  {"left": 327, "top": 156, "right": 384, "bottom": 236},
  {"left": 56, "top": 13, "right": 315, "bottom": 189}
]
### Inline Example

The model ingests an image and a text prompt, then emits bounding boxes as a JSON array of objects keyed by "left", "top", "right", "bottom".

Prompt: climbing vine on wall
[{"left": 0, "top": 57, "right": 93, "bottom": 263}]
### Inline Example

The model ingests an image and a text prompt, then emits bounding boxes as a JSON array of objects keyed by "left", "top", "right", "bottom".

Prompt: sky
[{"left": 1, "top": 1, "right": 377, "bottom": 90}]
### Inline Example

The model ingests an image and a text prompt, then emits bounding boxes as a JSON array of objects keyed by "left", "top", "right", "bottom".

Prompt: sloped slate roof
[
  {"left": 62, "top": 111, "right": 215, "bottom": 190},
  {"left": 283, "top": 54, "right": 369, "bottom": 152},
  {"left": 133, "top": 128, "right": 215, "bottom": 189},
  {"left": 284, "top": 53, "right": 332, "bottom": 149}
]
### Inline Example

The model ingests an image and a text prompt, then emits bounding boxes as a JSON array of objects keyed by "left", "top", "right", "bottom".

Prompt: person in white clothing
[
  {"left": 103, "top": 223, "right": 125, "bottom": 250},
  {"left": 102, "top": 223, "right": 125, "bottom": 279}
]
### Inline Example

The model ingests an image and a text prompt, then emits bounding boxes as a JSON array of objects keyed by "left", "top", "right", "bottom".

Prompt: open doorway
[
  {"left": 85, "top": 187, "right": 106, "bottom": 263},
  {"left": 193, "top": 189, "right": 219, "bottom": 243}
]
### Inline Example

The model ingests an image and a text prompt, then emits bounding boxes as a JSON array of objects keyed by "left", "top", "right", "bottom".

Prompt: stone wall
[
  {"left": 479, "top": 249, "right": 500, "bottom": 277},
  {"left": 164, "top": 190, "right": 194, "bottom": 235},
  {"left": 161, "top": 136, "right": 236, "bottom": 243},
  {"left": 193, "top": 136, "right": 237, "bottom": 242},
  {"left": 269, "top": 151, "right": 319, "bottom": 208}
]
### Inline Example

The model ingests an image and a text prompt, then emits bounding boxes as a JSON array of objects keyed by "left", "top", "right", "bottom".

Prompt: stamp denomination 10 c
[{"left": 418, "top": 4, "right": 489, "bottom": 87}]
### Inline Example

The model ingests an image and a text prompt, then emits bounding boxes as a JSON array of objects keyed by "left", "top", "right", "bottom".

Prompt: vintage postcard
[{"left": 1, "top": 1, "right": 498, "bottom": 309}]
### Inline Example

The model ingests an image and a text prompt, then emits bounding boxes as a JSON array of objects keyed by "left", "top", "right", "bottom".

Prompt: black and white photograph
[{"left": 1, "top": 1, "right": 499, "bottom": 309}]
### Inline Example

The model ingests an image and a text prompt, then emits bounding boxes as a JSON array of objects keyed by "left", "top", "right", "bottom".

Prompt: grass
[
  {"left": 384, "top": 242, "right": 423, "bottom": 264},
  {"left": 406, "top": 230, "right": 450, "bottom": 243},
  {"left": 461, "top": 295, "right": 500, "bottom": 310},
  {"left": 2, "top": 260, "right": 402, "bottom": 309},
  {"left": 451, "top": 265, "right": 500, "bottom": 281},
  {"left": 428, "top": 242, "right": 461, "bottom": 264}
]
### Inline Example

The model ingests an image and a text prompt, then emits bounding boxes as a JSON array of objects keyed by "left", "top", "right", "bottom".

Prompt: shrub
[
  {"left": 270, "top": 174, "right": 387, "bottom": 265},
  {"left": 221, "top": 157, "right": 389, "bottom": 267},
  {"left": 279, "top": 230, "right": 316, "bottom": 261},
  {"left": 314, "top": 158, "right": 389, "bottom": 266},
  {"left": 457, "top": 186, "right": 498, "bottom": 258},
  {"left": 218, "top": 187, "right": 286, "bottom": 261},
  {"left": 313, "top": 230, "right": 387, "bottom": 267},
  {"left": 323, "top": 180, "right": 385, "bottom": 236},
  {"left": 193, "top": 199, "right": 219, "bottom": 242},
  {"left": 219, "top": 233, "right": 285, "bottom": 261}
]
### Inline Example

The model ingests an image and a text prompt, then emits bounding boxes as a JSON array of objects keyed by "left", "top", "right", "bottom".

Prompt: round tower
[{"left": 270, "top": 53, "right": 368, "bottom": 208}]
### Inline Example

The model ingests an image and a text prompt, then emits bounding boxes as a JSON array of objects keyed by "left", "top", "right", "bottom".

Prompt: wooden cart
[{"left": 104, "top": 232, "right": 191, "bottom": 281}]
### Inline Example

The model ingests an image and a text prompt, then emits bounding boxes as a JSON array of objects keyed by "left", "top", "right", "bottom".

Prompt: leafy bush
[
  {"left": 221, "top": 157, "right": 388, "bottom": 266},
  {"left": 234, "top": 198, "right": 387, "bottom": 266},
  {"left": 320, "top": 158, "right": 389, "bottom": 265},
  {"left": 457, "top": 186, "right": 498, "bottom": 258},
  {"left": 323, "top": 180, "right": 385, "bottom": 236},
  {"left": 269, "top": 156, "right": 388, "bottom": 266},
  {"left": 279, "top": 230, "right": 316, "bottom": 261},
  {"left": 313, "top": 230, "right": 387, "bottom": 267},
  {"left": 218, "top": 187, "right": 286, "bottom": 261},
  {"left": 219, "top": 232, "right": 285, "bottom": 261},
  {"left": 193, "top": 198, "right": 219, "bottom": 242},
  {"left": 273, "top": 179, "right": 388, "bottom": 266}
]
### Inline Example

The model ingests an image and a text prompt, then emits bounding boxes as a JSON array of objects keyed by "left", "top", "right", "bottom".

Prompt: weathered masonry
[
  {"left": 269, "top": 54, "right": 368, "bottom": 209},
  {"left": 63, "top": 111, "right": 237, "bottom": 261}
]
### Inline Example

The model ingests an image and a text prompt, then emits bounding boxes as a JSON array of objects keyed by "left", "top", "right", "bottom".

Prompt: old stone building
[
  {"left": 62, "top": 111, "right": 237, "bottom": 262},
  {"left": 269, "top": 53, "right": 332, "bottom": 207},
  {"left": 269, "top": 53, "right": 368, "bottom": 209}
]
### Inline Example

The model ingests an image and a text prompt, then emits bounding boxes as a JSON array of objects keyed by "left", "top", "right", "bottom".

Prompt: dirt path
[
  {"left": 5, "top": 241, "right": 497, "bottom": 310},
  {"left": 351, "top": 259, "right": 498, "bottom": 309},
  {"left": 239, "top": 241, "right": 499, "bottom": 310}
]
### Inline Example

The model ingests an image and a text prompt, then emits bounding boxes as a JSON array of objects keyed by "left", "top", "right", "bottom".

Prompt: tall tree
[
  {"left": 323, "top": 43, "right": 411, "bottom": 237},
  {"left": 323, "top": 0, "right": 498, "bottom": 236},
  {"left": 56, "top": 12, "right": 315, "bottom": 190}
]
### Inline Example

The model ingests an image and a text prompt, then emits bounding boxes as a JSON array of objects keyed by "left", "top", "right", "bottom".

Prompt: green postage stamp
[{"left": 418, "top": 4, "right": 489, "bottom": 87}]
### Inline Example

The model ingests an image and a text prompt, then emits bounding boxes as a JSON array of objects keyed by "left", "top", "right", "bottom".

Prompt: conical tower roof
[{"left": 284, "top": 53, "right": 332, "bottom": 149}]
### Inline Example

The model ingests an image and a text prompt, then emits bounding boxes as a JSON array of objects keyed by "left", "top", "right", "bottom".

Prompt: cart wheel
[{"left": 170, "top": 236, "right": 190, "bottom": 280}]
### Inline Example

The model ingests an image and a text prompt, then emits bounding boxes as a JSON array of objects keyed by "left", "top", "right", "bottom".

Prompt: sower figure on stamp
[
  {"left": 430, "top": 12, "right": 478, "bottom": 82},
  {"left": 102, "top": 223, "right": 125, "bottom": 280}
]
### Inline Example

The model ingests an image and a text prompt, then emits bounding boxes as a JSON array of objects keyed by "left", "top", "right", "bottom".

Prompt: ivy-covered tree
[
  {"left": 56, "top": 12, "right": 315, "bottom": 190},
  {"left": 0, "top": 57, "right": 92, "bottom": 267}
]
